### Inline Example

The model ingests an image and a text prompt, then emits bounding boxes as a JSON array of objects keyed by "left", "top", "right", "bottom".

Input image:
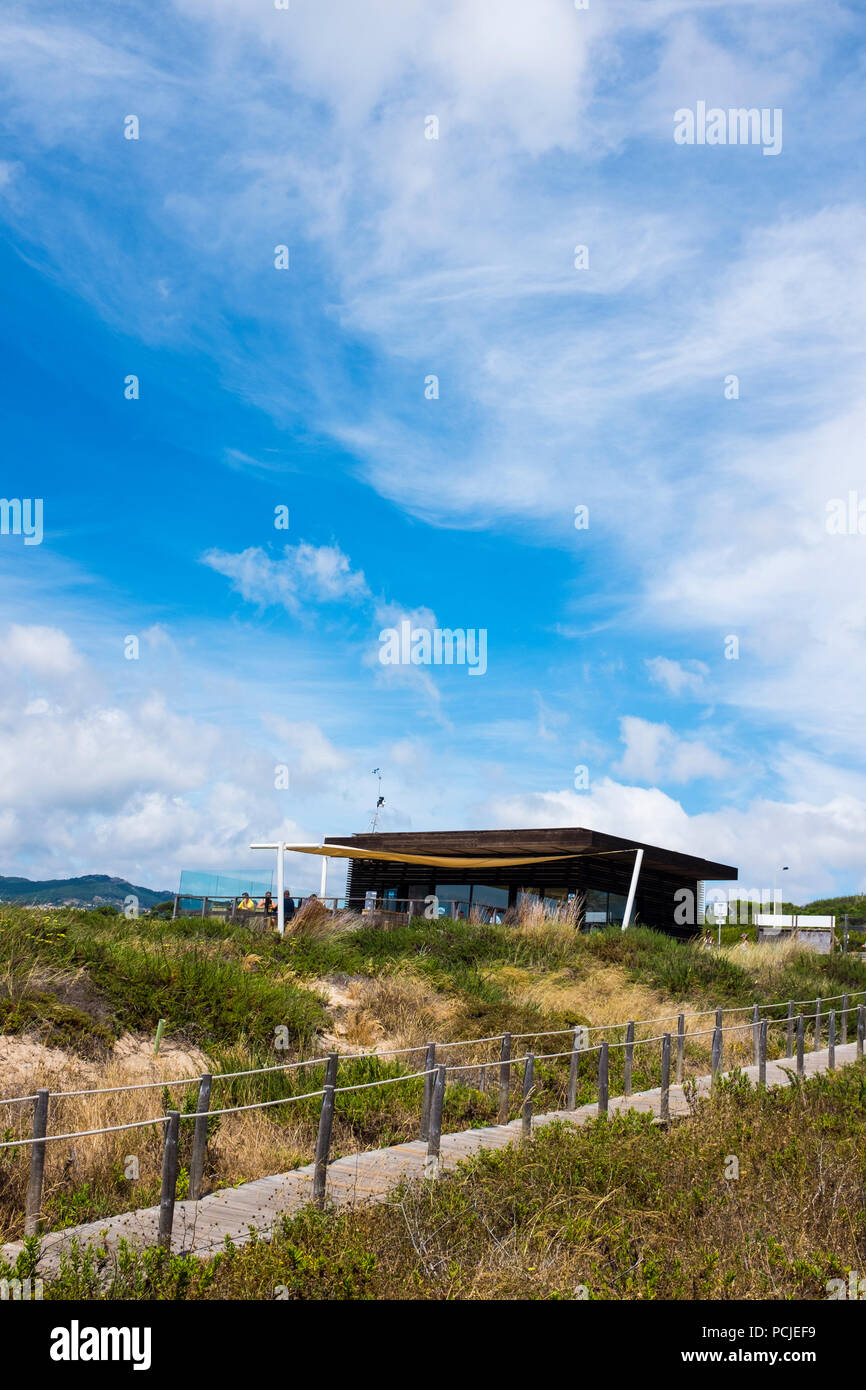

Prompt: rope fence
[
  {"left": 3, "top": 985, "right": 865, "bottom": 1111},
  {"left": 2, "top": 994, "right": 864, "bottom": 1250}
]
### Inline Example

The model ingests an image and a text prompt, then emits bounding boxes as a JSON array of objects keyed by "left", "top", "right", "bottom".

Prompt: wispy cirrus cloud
[{"left": 2, "top": 0, "right": 866, "bottom": 902}]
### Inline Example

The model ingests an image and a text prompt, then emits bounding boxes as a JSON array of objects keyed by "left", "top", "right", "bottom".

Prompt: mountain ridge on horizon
[{"left": 0, "top": 873, "right": 172, "bottom": 908}]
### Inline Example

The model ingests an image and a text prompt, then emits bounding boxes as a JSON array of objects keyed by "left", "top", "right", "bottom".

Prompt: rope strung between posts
[
  {"left": 0, "top": 1069, "right": 440, "bottom": 1147},
  {"left": 1, "top": 987, "right": 862, "bottom": 1109},
  {"left": 0, "top": 1115, "right": 170, "bottom": 1148}
]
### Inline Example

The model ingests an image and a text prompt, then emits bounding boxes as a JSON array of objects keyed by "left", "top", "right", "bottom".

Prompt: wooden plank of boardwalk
[{"left": 4, "top": 1041, "right": 857, "bottom": 1275}]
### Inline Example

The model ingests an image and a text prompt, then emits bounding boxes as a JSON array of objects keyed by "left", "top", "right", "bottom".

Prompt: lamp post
[{"left": 772, "top": 865, "right": 789, "bottom": 923}]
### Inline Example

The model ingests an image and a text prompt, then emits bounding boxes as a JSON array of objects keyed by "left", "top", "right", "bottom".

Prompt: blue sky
[{"left": 2, "top": 0, "right": 866, "bottom": 902}]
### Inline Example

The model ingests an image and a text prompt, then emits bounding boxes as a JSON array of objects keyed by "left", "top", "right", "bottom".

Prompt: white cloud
[
  {"left": 2, "top": 1, "right": 865, "bottom": 908},
  {"left": 3, "top": 622, "right": 866, "bottom": 903},
  {"left": 0, "top": 692, "right": 217, "bottom": 811},
  {"left": 645, "top": 656, "right": 708, "bottom": 698},
  {"left": 484, "top": 778, "right": 866, "bottom": 902},
  {"left": 202, "top": 542, "right": 370, "bottom": 614},
  {"left": 645, "top": 393, "right": 866, "bottom": 756},
  {"left": 0, "top": 624, "right": 82, "bottom": 676},
  {"left": 366, "top": 600, "right": 447, "bottom": 718},
  {"left": 0, "top": 624, "right": 353, "bottom": 891},
  {"left": 263, "top": 717, "right": 350, "bottom": 781},
  {"left": 613, "top": 716, "right": 730, "bottom": 785}
]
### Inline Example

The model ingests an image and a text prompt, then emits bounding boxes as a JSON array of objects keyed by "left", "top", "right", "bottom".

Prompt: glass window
[
  {"left": 471, "top": 885, "right": 509, "bottom": 909},
  {"left": 607, "top": 893, "right": 627, "bottom": 926},
  {"left": 435, "top": 884, "right": 471, "bottom": 918},
  {"left": 540, "top": 887, "right": 568, "bottom": 916},
  {"left": 469, "top": 885, "right": 509, "bottom": 923},
  {"left": 585, "top": 888, "right": 608, "bottom": 923}
]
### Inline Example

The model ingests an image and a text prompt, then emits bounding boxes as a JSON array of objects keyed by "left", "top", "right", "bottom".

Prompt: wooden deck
[{"left": 2, "top": 1041, "right": 856, "bottom": 1276}]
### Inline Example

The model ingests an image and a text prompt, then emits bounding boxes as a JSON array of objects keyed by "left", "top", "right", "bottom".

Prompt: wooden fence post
[
  {"left": 157, "top": 1110, "right": 180, "bottom": 1250},
  {"left": 842, "top": 994, "right": 849, "bottom": 1046},
  {"left": 497, "top": 1033, "right": 512, "bottom": 1124},
  {"left": 597, "top": 1043, "right": 609, "bottom": 1117},
  {"left": 814, "top": 997, "right": 822, "bottom": 1050},
  {"left": 711, "top": 1024, "right": 722, "bottom": 1080},
  {"left": 24, "top": 1090, "right": 49, "bottom": 1237},
  {"left": 758, "top": 1019, "right": 767, "bottom": 1087},
  {"left": 752, "top": 1004, "right": 760, "bottom": 1066},
  {"left": 676, "top": 1013, "right": 685, "bottom": 1086},
  {"left": 188, "top": 1072, "right": 212, "bottom": 1201},
  {"left": 567, "top": 1027, "right": 581, "bottom": 1110},
  {"left": 858, "top": 1005, "right": 865, "bottom": 1061},
  {"left": 312, "top": 1053, "right": 338, "bottom": 1208},
  {"left": 715, "top": 1007, "right": 723, "bottom": 1032},
  {"left": 660, "top": 1034, "right": 671, "bottom": 1124},
  {"left": 786, "top": 1001, "right": 794, "bottom": 1058},
  {"left": 425, "top": 1065, "right": 447, "bottom": 1178},
  {"left": 419, "top": 1042, "right": 436, "bottom": 1140},
  {"left": 828, "top": 1010, "right": 836, "bottom": 1071},
  {"left": 521, "top": 1055, "right": 534, "bottom": 1139},
  {"left": 796, "top": 1014, "right": 805, "bottom": 1079},
  {"left": 623, "top": 1021, "right": 635, "bottom": 1098}
]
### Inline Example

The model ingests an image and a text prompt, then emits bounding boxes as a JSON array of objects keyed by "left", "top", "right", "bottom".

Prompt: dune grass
[
  {"left": 2, "top": 905, "right": 866, "bottom": 1243},
  {"left": 11, "top": 1059, "right": 866, "bottom": 1302}
]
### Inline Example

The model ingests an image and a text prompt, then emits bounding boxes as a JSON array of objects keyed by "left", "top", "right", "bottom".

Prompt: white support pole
[
  {"left": 320, "top": 851, "right": 328, "bottom": 901},
  {"left": 621, "top": 848, "right": 644, "bottom": 932},
  {"left": 276, "top": 841, "right": 285, "bottom": 935}
]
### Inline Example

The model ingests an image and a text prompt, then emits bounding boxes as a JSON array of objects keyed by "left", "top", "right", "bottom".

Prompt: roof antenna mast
[{"left": 368, "top": 768, "right": 385, "bottom": 833}]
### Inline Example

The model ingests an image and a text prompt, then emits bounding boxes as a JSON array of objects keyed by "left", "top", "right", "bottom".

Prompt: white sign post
[{"left": 712, "top": 899, "right": 727, "bottom": 949}]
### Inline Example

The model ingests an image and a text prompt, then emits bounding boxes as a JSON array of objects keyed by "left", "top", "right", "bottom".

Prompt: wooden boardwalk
[{"left": 2, "top": 1041, "right": 856, "bottom": 1275}]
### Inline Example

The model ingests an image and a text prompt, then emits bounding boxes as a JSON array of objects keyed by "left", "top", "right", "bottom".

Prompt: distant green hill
[
  {"left": 0, "top": 874, "right": 171, "bottom": 909},
  {"left": 726, "top": 895, "right": 866, "bottom": 925},
  {"left": 792, "top": 895, "right": 866, "bottom": 921}
]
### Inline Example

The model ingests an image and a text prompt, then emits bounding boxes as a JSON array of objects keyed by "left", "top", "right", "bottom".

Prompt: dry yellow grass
[
  {"left": 0, "top": 925, "right": 828, "bottom": 1242},
  {"left": 0, "top": 1040, "right": 209, "bottom": 1241},
  {"left": 499, "top": 961, "right": 678, "bottom": 1027},
  {"left": 0, "top": 1033, "right": 405, "bottom": 1240},
  {"left": 288, "top": 906, "right": 365, "bottom": 939},
  {"left": 320, "top": 971, "right": 456, "bottom": 1051},
  {"left": 489, "top": 957, "right": 761, "bottom": 1073},
  {"left": 721, "top": 936, "right": 806, "bottom": 978}
]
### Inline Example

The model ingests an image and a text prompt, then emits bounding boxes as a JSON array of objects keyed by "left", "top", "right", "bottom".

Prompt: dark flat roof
[{"left": 325, "top": 826, "right": 738, "bottom": 881}]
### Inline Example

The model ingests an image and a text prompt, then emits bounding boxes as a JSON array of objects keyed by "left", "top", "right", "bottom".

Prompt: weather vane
[{"left": 368, "top": 767, "right": 385, "bottom": 832}]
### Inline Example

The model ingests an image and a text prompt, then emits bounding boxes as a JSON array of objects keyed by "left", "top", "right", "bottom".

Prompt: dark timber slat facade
[{"left": 327, "top": 827, "right": 738, "bottom": 938}]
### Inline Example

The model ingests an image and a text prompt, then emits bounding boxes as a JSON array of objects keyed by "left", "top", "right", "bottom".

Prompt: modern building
[{"left": 325, "top": 826, "right": 738, "bottom": 938}]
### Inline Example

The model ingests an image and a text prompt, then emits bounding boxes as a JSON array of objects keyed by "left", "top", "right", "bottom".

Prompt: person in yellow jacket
[{"left": 238, "top": 892, "right": 255, "bottom": 911}]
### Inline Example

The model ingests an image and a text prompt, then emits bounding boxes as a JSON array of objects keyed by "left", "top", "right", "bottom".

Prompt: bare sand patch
[{"left": 0, "top": 1032, "right": 209, "bottom": 1097}]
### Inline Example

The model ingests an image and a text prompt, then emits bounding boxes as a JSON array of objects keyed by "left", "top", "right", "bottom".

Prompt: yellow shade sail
[{"left": 283, "top": 844, "right": 623, "bottom": 869}]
